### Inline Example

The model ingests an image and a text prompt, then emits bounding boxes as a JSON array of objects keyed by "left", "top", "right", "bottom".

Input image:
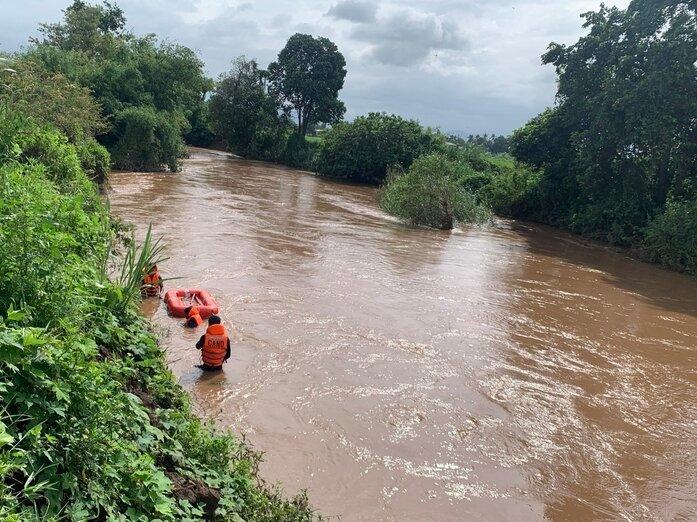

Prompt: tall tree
[
  {"left": 35, "top": 0, "right": 127, "bottom": 55},
  {"left": 512, "top": 0, "right": 697, "bottom": 244},
  {"left": 268, "top": 33, "right": 346, "bottom": 135},
  {"left": 209, "top": 57, "right": 288, "bottom": 159},
  {"left": 28, "top": 0, "right": 213, "bottom": 171}
]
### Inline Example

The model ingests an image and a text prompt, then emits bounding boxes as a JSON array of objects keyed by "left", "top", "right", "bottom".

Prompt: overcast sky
[{"left": 1, "top": 0, "right": 630, "bottom": 135}]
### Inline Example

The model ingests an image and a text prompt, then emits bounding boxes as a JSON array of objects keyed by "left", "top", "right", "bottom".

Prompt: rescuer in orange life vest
[
  {"left": 184, "top": 306, "right": 203, "bottom": 328},
  {"left": 195, "top": 315, "right": 231, "bottom": 371},
  {"left": 141, "top": 264, "right": 163, "bottom": 297}
]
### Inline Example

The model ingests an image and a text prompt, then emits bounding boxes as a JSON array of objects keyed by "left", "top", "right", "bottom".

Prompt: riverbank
[{"left": 0, "top": 112, "right": 317, "bottom": 519}]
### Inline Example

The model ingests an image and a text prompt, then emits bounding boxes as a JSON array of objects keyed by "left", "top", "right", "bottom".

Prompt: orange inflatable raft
[{"left": 164, "top": 289, "right": 219, "bottom": 319}]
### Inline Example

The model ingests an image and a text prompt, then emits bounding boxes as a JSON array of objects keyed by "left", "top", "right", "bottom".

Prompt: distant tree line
[
  {"left": 448, "top": 134, "right": 510, "bottom": 154},
  {"left": 206, "top": 0, "right": 696, "bottom": 273}
]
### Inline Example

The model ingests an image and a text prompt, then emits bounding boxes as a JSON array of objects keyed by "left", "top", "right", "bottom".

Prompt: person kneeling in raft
[
  {"left": 195, "top": 315, "right": 231, "bottom": 371},
  {"left": 184, "top": 306, "right": 203, "bottom": 328}
]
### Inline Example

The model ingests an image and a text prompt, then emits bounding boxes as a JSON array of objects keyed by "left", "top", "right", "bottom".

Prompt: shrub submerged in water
[{"left": 380, "top": 153, "right": 491, "bottom": 230}]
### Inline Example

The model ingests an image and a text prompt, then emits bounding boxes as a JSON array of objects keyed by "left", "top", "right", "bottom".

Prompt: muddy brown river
[{"left": 110, "top": 148, "right": 697, "bottom": 521}]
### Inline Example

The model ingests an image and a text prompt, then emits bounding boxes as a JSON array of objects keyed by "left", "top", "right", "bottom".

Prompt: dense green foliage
[
  {"left": 209, "top": 58, "right": 290, "bottom": 161},
  {"left": 109, "top": 106, "right": 185, "bottom": 172},
  {"left": 0, "top": 109, "right": 318, "bottom": 519},
  {"left": 380, "top": 153, "right": 491, "bottom": 229},
  {"left": 0, "top": 56, "right": 106, "bottom": 141},
  {"left": 22, "top": 0, "right": 213, "bottom": 172},
  {"left": 378, "top": 141, "right": 539, "bottom": 229},
  {"left": 268, "top": 34, "right": 346, "bottom": 136},
  {"left": 643, "top": 199, "right": 697, "bottom": 273},
  {"left": 76, "top": 137, "right": 111, "bottom": 183},
  {"left": 510, "top": 0, "right": 697, "bottom": 272},
  {"left": 445, "top": 145, "right": 540, "bottom": 218},
  {"left": 315, "top": 113, "right": 444, "bottom": 184},
  {"left": 0, "top": 54, "right": 111, "bottom": 183},
  {"left": 280, "top": 133, "right": 321, "bottom": 170}
]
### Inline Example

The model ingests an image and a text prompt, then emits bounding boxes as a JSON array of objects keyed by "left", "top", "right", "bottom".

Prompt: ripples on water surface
[{"left": 110, "top": 149, "right": 697, "bottom": 521}]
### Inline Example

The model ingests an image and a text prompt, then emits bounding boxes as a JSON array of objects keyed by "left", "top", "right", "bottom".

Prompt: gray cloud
[
  {"left": 351, "top": 10, "right": 467, "bottom": 66},
  {"left": 327, "top": 0, "right": 377, "bottom": 23}
]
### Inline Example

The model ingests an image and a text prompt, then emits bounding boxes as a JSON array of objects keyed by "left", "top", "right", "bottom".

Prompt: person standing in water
[{"left": 195, "top": 315, "right": 231, "bottom": 371}]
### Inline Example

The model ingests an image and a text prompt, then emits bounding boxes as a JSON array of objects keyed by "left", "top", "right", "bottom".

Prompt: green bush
[
  {"left": 316, "top": 112, "right": 444, "bottom": 184},
  {"left": 642, "top": 200, "right": 697, "bottom": 274},
  {"left": 0, "top": 162, "right": 105, "bottom": 327},
  {"left": 18, "top": 125, "right": 81, "bottom": 181},
  {"left": 281, "top": 133, "right": 321, "bottom": 170},
  {"left": 446, "top": 144, "right": 513, "bottom": 176},
  {"left": 380, "top": 153, "right": 490, "bottom": 230},
  {"left": 76, "top": 137, "right": 111, "bottom": 183},
  {"left": 478, "top": 166, "right": 541, "bottom": 218},
  {"left": 243, "top": 125, "right": 289, "bottom": 163},
  {"left": 0, "top": 55, "right": 107, "bottom": 141},
  {"left": 457, "top": 170, "right": 494, "bottom": 193},
  {"left": 15, "top": 122, "right": 97, "bottom": 201},
  {"left": 110, "top": 106, "right": 185, "bottom": 172}
]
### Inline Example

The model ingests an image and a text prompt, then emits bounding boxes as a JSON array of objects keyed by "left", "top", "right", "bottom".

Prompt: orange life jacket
[
  {"left": 187, "top": 307, "right": 203, "bottom": 327},
  {"left": 202, "top": 324, "right": 228, "bottom": 367},
  {"left": 141, "top": 271, "right": 160, "bottom": 296},
  {"left": 140, "top": 270, "right": 161, "bottom": 296},
  {"left": 142, "top": 271, "right": 161, "bottom": 286}
]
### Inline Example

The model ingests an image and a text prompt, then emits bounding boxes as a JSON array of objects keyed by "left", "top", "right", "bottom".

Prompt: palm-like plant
[{"left": 115, "top": 224, "right": 168, "bottom": 312}]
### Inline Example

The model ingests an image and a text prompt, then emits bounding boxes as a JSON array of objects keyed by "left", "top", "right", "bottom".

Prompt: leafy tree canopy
[
  {"left": 35, "top": 0, "right": 127, "bottom": 56},
  {"left": 26, "top": 0, "right": 213, "bottom": 171},
  {"left": 316, "top": 112, "right": 444, "bottom": 184},
  {"left": 209, "top": 57, "right": 288, "bottom": 157},
  {"left": 268, "top": 33, "right": 347, "bottom": 135},
  {"left": 0, "top": 55, "right": 106, "bottom": 141},
  {"left": 511, "top": 0, "right": 697, "bottom": 245}
]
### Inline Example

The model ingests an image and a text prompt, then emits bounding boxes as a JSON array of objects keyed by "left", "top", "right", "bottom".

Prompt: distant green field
[{"left": 305, "top": 135, "right": 323, "bottom": 144}]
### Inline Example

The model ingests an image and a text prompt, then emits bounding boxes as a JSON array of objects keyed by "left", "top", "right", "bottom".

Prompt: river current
[{"left": 110, "top": 148, "right": 697, "bottom": 521}]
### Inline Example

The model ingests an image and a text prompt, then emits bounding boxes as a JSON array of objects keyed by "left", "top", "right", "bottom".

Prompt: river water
[{"left": 109, "top": 148, "right": 697, "bottom": 521}]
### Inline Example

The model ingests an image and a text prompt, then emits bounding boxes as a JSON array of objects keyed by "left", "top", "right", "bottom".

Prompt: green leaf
[
  {"left": 6, "top": 305, "right": 26, "bottom": 322},
  {"left": 0, "top": 431, "right": 14, "bottom": 448}
]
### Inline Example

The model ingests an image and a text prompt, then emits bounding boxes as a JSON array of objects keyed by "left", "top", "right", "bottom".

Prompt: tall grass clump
[
  {"left": 380, "top": 153, "right": 491, "bottom": 230},
  {"left": 0, "top": 106, "right": 319, "bottom": 519},
  {"left": 115, "top": 224, "right": 168, "bottom": 313}
]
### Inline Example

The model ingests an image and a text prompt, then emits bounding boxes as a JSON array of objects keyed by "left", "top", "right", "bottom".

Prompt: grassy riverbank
[{"left": 0, "top": 110, "right": 317, "bottom": 519}]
